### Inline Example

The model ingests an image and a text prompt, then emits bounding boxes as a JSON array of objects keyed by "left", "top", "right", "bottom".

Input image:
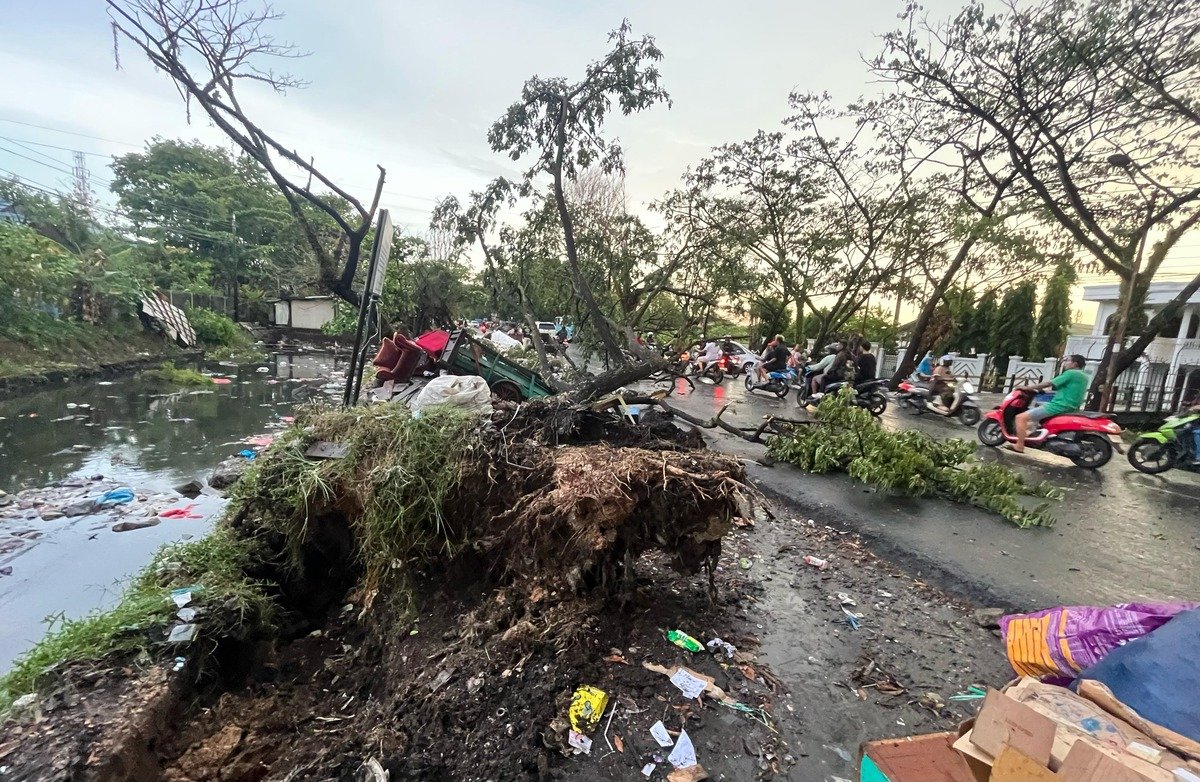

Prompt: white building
[{"left": 1064, "top": 282, "right": 1200, "bottom": 409}]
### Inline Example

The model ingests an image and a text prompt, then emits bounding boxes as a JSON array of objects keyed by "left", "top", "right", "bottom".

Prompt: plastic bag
[
  {"left": 1000, "top": 602, "right": 1198, "bottom": 680},
  {"left": 410, "top": 375, "right": 493, "bottom": 418},
  {"left": 1075, "top": 608, "right": 1200, "bottom": 744}
]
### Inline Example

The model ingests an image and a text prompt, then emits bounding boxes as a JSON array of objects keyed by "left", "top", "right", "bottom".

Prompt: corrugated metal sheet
[{"left": 141, "top": 292, "right": 196, "bottom": 347}]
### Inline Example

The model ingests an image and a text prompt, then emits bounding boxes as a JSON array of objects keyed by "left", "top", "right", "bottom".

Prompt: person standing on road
[{"left": 1011, "top": 354, "right": 1089, "bottom": 453}]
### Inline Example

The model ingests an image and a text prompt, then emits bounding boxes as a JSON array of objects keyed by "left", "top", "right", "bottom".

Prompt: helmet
[{"left": 940, "top": 354, "right": 953, "bottom": 364}]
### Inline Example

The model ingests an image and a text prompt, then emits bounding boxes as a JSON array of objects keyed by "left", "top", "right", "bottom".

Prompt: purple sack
[{"left": 999, "top": 602, "right": 1198, "bottom": 680}]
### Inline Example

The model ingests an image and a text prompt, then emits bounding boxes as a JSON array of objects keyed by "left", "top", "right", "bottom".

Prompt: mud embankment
[{"left": 0, "top": 399, "right": 785, "bottom": 781}]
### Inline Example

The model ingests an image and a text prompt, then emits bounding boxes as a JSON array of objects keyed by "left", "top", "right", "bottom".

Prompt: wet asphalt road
[{"left": 654, "top": 377, "right": 1200, "bottom": 610}]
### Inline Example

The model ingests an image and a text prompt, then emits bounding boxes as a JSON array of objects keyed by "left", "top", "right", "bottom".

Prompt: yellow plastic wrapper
[{"left": 568, "top": 685, "right": 608, "bottom": 734}]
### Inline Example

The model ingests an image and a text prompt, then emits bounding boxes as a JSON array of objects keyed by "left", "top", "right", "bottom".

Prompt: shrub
[
  {"left": 188, "top": 307, "right": 248, "bottom": 347},
  {"left": 139, "top": 361, "right": 210, "bottom": 386}
]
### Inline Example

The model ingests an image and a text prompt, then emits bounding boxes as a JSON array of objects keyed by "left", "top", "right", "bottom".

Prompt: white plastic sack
[
  {"left": 410, "top": 375, "right": 494, "bottom": 418},
  {"left": 486, "top": 331, "right": 522, "bottom": 350}
]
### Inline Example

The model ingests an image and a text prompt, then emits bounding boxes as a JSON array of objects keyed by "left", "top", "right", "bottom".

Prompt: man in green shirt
[{"left": 1012, "top": 354, "right": 1090, "bottom": 452}]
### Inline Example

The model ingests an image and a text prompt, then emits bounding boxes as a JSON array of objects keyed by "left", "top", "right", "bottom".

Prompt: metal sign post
[{"left": 342, "top": 210, "right": 394, "bottom": 407}]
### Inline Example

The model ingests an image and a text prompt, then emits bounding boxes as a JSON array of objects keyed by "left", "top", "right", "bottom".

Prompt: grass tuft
[
  {"left": 0, "top": 526, "right": 274, "bottom": 712},
  {"left": 138, "top": 361, "right": 211, "bottom": 386},
  {"left": 231, "top": 403, "right": 479, "bottom": 592}
]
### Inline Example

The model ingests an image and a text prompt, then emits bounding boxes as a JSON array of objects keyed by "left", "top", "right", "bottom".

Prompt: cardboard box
[
  {"left": 950, "top": 678, "right": 1200, "bottom": 782},
  {"left": 859, "top": 731, "right": 976, "bottom": 782}
]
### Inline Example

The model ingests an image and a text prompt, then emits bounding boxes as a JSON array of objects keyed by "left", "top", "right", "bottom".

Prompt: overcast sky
[
  {"left": 0, "top": 0, "right": 970, "bottom": 234},
  {"left": 5, "top": 1, "right": 1200, "bottom": 323}
]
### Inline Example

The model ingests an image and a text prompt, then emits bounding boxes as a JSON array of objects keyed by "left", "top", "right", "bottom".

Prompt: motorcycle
[
  {"left": 744, "top": 365, "right": 798, "bottom": 398},
  {"left": 688, "top": 352, "right": 729, "bottom": 384},
  {"left": 1126, "top": 408, "right": 1200, "bottom": 475},
  {"left": 896, "top": 379, "right": 981, "bottom": 426},
  {"left": 807, "top": 379, "right": 890, "bottom": 416},
  {"left": 977, "top": 387, "right": 1121, "bottom": 469}
]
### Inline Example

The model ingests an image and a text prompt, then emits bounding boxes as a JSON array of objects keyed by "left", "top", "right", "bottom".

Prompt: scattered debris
[
  {"left": 667, "top": 629, "right": 704, "bottom": 653},
  {"left": 166, "top": 623, "right": 198, "bottom": 643},
  {"left": 706, "top": 637, "right": 736, "bottom": 659}
]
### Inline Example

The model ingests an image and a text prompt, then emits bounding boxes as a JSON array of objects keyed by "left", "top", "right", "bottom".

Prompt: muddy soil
[{"left": 2, "top": 499, "right": 1010, "bottom": 782}]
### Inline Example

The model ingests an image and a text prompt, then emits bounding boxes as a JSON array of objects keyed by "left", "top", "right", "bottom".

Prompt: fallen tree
[{"left": 0, "top": 398, "right": 755, "bottom": 779}]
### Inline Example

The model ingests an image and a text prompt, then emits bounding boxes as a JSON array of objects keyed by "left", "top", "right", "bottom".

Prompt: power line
[
  {"left": 0, "top": 170, "right": 234, "bottom": 245},
  {"left": 0, "top": 117, "right": 141, "bottom": 148},
  {"left": 0, "top": 149, "right": 276, "bottom": 229},
  {"left": 0, "top": 115, "right": 526, "bottom": 222},
  {"left": 0, "top": 135, "right": 113, "bottom": 159}
]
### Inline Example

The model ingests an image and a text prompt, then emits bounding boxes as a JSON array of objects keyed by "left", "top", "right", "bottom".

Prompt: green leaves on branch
[{"left": 767, "top": 391, "right": 1060, "bottom": 528}]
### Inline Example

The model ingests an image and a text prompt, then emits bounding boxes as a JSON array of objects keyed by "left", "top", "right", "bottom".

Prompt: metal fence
[
  {"left": 1103, "top": 365, "right": 1200, "bottom": 414},
  {"left": 167, "top": 291, "right": 232, "bottom": 318},
  {"left": 163, "top": 291, "right": 271, "bottom": 323}
]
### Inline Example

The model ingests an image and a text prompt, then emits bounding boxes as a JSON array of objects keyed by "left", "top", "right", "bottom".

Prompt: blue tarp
[{"left": 1074, "top": 607, "right": 1200, "bottom": 742}]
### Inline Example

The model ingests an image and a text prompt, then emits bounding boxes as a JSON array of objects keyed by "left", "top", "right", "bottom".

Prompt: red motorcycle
[{"left": 977, "top": 388, "right": 1121, "bottom": 468}]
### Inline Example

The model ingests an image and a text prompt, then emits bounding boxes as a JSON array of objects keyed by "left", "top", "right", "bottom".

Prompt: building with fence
[{"left": 1064, "top": 282, "right": 1200, "bottom": 413}]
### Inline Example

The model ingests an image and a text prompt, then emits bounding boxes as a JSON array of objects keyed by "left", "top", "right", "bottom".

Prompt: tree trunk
[
  {"left": 518, "top": 284, "right": 553, "bottom": 373},
  {"left": 567, "top": 359, "right": 663, "bottom": 403},
  {"left": 551, "top": 164, "right": 625, "bottom": 364},
  {"left": 793, "top": 295, "right": 805, "bottom": 346},
  {"left": 890, "top": 179, "right": 1009, "bottom": 387},
  {"left": 890, "top": 237, "right": 976, "bottom": 386},
  {"left": 231, "top": 276, "right": 240, "bottom": 322}
]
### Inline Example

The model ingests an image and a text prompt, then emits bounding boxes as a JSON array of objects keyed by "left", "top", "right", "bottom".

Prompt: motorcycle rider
[
  {"left": 913, "top": 351, "right": 934, "bottom": 381},
  {"left": 1186, "top": 401, "right": 1200, "bottom": 466},
  {"left": 696, "top": 339, "right": 722, "bottom": 372},
  {"left": 853, "top": 341, "right": 876, "bottom": 386},
  {"left": 809, "top": 340, "right": 848, "bottom": 395},
  {"left": 756, "top": 334, "right": 791, "bottom": 384},
  {"left": 927, "top": 355, "right": 956, "bottom": 413},
  {"left": 1011, "top": 354, "right": 1089, "bottom": 453},
  {"left": 789, "top": 343, "right": 809, "bottom": 370}
]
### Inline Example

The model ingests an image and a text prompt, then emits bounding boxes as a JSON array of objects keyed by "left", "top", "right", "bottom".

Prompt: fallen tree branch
[
  {"left": 657, "top": 402, "right": 761, "bottom": 442},
  {"left": 566, "top": 359, "right": 665, "bottom": 403}
]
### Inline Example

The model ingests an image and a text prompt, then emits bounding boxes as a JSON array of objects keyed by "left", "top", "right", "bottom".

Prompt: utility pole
[{"left": 230, "top": 212, "right": 240, "bottom": 321}]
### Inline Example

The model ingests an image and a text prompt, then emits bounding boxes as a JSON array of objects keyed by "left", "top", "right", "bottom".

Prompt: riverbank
[
  {"left": 0, "top": 326, "right": 194, "bottom": 396},
  {"left": 0, "top": 350, "right": 348, "bottom": 672}
]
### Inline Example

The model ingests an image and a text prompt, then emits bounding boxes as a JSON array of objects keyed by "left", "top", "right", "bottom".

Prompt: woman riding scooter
[{"left": 926, "top": 355, "right": 956, "bottom": 414}]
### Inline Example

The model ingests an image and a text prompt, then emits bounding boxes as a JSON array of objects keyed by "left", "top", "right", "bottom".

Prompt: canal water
[{"left": 0, "top": 350, "right": 347, "bottom": 671}]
